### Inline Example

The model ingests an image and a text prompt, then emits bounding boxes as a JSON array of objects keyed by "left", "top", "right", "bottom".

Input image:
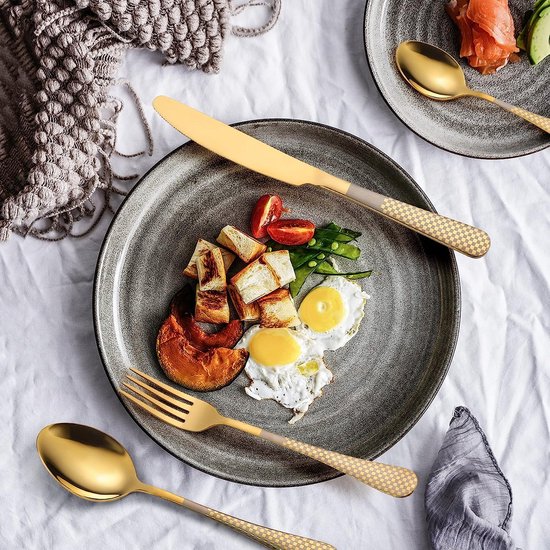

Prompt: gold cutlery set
[
  {"left": 38, "top": 90, "right": 513, "bottom": 548},
  {"left": 38, "top": 367, "right": 417, "bottom": 550}
]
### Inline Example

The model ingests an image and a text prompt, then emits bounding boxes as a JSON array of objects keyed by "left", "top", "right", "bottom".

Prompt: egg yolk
[
  {"left": 298, "top": 287, "right": 345, "bottom": 333},
  {"left": 249, "top": 328, "right": 301, "bottom": 367}
]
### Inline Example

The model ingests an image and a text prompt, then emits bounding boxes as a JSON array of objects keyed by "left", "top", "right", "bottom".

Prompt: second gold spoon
[
  {"left": 37, "top": 423, "right": 335, "bottom": 549},
  {"left": 396, "top": 40, "right": 550, "bottom": 133}
]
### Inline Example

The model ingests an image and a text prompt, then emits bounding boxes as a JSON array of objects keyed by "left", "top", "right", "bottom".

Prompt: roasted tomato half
[
  {"left": 267, "top": 219, "right": 315, "bottom": 246},
  {"left": 250, "top": 194, "right": 283, "bottom": 239}
]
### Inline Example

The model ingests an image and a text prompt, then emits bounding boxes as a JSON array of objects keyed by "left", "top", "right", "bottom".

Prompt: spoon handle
[
  {"left": 141, "top": 484, "right": 334, "bottom": 549},
  {"left": 342, "top": 183, "right": 490, "bottom": 258},
  {"left": 472, "top": 91, "right": 550, "bottom": 134},
  {"left": 195, "top": 503, "right": 336, "bottom": 550}
]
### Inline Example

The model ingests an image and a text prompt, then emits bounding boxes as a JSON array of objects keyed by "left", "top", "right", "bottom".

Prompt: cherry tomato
[
  {"left": 267, "top": 219, "right": 315, "bottom": 246},
  {"left": 250, "top": 194, "right": 283, "bottom": 239}
]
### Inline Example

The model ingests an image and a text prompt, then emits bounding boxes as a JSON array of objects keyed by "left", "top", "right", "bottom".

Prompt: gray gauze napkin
[{"left": 425, "top": 406, "right": 514, "bottom": 550}]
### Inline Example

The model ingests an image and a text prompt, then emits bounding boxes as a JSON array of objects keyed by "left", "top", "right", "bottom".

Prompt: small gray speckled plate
[
  {"left": 364, "top": 0, "right": 550, "bottom": 159},
  {"left": 94, "top": 120, "right": 460, "bottom": 487}
]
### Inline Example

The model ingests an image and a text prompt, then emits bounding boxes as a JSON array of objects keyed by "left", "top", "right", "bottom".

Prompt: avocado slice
[
  {"left": 518, "top": 0, "right": 550, "bottom": 50},
  {"left": 528, "top": 7, "right": 550, "bottom": 64}
]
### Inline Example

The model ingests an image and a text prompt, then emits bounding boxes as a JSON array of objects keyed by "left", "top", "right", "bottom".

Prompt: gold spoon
[
  {"left": 395, "top": 40, "right": 550, "bottom": 133},
  {"left": 36, "top": 423, "right": 335, "bottom": 549}
]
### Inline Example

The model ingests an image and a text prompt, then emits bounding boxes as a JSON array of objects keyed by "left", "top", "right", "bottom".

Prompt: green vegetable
[
  {"left": 346, "top": 271, "right": 373, "bottom": 280},
  {"left": 314, "top": 228, "right": 354, "bottom": 243},
  {"left": 268, "top": 221, "right": 368, "bottom": 296},
  {"left": 325, "top": 222, "right": 361, "bottom": 239},
  {"left": 288, "top": 249, "right": 320, "bottom": 269},
  {"left": 306, "top": 239, "right": 360, "bottom": 260},
  {"left": 289, "top": 263, "right": 317, "bottom": 297},
  {"left": 314, "top": 261, "right": 338, "bottom": 275},
  {"left": 315, "top": 261, "right": 372, "bottom": 280}
]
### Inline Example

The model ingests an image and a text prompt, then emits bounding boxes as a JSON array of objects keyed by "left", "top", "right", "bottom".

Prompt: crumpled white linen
[{"left": 1, "top": 1, "right": 549, "bottom": 548}]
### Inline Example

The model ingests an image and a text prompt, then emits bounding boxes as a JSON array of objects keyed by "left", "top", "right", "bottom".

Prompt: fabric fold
[{"left": 426, "top": 406, "right": 514, "bottom": 550}]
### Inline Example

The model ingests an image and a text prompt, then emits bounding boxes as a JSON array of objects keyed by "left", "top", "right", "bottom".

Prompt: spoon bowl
[
  {"left": 37, "top": 423, "right": 139, "bottom": 502},
  {"left": 395, "top": 41, "right": 468, "bottom": 100},
  {"left": 395, "top": 40, "right": 550, "bottom": 133}
]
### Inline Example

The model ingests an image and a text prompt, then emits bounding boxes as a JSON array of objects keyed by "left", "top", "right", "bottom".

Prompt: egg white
[
  {"left": 236, "top": 325, "right": 332, "bottom": 423},
  {"left": 299, "top": 276, "right": 369, "bottom": 351}
]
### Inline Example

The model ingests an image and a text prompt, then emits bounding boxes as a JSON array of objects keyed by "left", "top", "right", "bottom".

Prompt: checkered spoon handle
[
  {"left": 344, "top": 183, "right": 490, "bottom": 258},
  {"left": 258, "top": 430, "right": 418, "bottom": 497}
]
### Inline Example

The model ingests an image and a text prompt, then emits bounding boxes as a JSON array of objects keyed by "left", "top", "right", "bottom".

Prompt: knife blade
[{"left": 153, "top": 96, "right": 350, "bottom": 194}]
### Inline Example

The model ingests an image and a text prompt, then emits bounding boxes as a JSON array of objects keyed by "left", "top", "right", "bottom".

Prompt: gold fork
[{"left": 120, "top": 368, "right": 418, "bottom": 498}]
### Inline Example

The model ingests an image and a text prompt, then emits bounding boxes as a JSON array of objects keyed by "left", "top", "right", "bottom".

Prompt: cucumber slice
[{"left": 528, "top": 7, "right": 550, "bottom": 64}]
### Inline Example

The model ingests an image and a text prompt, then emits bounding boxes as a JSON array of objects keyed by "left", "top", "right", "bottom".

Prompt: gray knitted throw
[{"left": 0, "top": 0, "right": 280, "bottom": 241}]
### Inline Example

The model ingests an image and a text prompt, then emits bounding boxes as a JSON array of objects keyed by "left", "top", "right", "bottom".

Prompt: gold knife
[{"left": 153, "top": 96, "right": 490, "bottom": 258}]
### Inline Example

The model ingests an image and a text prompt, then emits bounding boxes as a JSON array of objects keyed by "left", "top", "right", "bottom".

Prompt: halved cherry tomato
[
  {"left": 267, "top": 219, "right": 315, "bottom": 246},
  {"left": 250, "top": 194, "right": 283, "bottom": 239}
]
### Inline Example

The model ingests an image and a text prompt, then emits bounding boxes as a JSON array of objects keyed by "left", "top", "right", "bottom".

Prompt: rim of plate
[
  {"left": 362, "top": 0, "right": 550, "bottom": 160},
  {"left": 94, "top": 118, "right": 461, "bottom": 487}
]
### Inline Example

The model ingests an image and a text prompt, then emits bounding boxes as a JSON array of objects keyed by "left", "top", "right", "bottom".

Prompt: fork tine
[
  {"left": 129, "top": 368, "right": 197, "bottom": 405},
  {"left": 122, "top": 381, "right": 189, "bottom": 421},
  {"left": 125, "top": 374, "right": 191, "bottom": 411},
  {"left": 119, "top": 390, "right": 186, "bottom": 430}
]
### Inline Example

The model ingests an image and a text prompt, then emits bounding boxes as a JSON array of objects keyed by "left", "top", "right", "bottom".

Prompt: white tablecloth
[{"left": 1, "top": 2, "right": 549, "bottom": 548}]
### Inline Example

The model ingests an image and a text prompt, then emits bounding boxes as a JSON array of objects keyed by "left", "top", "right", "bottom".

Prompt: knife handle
[{"left": 341, "top": 182, "right": 490, "bottom": 258}]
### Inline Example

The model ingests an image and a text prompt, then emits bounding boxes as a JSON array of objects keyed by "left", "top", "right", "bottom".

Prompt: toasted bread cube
[
  {"left": 228, "top": 284, "right": 260, "bottom": 321},
  {"left": 230, "top": 259, "right": 279, "bottom": 304},
  {"left": 257, "top": 289, "right": 300, "bottom": 328},
  {"left": 197, "top": 247, "right": 226, "bottom": 291},
  {"left": 195, "top": 287, "right": 230, "bottom": 324},
  {"left": 260, "top": 250, "right": 295, "bottom": 286},
  {"left": 183, "top": 239, "right": 235, "bottom": 279},
  {"left": 216, "top": 225, "right": 266, "bottom": 263}
]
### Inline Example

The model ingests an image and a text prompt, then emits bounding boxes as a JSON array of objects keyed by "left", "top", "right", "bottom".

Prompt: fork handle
[
  {"left": 222, "top": 419, "right": 417, "bottom": 497},
  {"left": 258, "top": 428, "right": 416, "bottom": 497}
]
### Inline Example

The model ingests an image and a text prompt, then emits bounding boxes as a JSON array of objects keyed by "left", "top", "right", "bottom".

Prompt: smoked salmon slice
[{"left": 447, "top": 0, "right": 519, "bottom": 74}]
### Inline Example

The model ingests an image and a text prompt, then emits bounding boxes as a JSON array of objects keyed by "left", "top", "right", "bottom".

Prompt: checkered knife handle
[
  {"left": 259, "top": 431, "right": 417, "bottom": 497},
  {"left": 344, "top": 181, "right": 490, "bottom": 258},
  {"left": 377, "top": 198, "right": 490, "bottom": 258}
]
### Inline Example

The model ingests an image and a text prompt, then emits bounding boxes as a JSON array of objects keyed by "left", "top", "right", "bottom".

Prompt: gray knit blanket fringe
[{"left": 0, "top": 0, "right": 281, "bottom": 241}]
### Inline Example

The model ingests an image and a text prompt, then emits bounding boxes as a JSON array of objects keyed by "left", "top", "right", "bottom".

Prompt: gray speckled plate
[
  {"left": 94, "top": 120, "right": 460, "bottom": 487},
  {"left": 364, "top": 0, "right": 550, "bottom": 158}
]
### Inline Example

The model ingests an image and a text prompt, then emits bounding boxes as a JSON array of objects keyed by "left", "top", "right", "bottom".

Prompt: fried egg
[
  {"left": 236, "top": 325, "right": 332, "bottom": 423},
  {"left": 298, "top": 276, "right": 369, "bottom": 351}
]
